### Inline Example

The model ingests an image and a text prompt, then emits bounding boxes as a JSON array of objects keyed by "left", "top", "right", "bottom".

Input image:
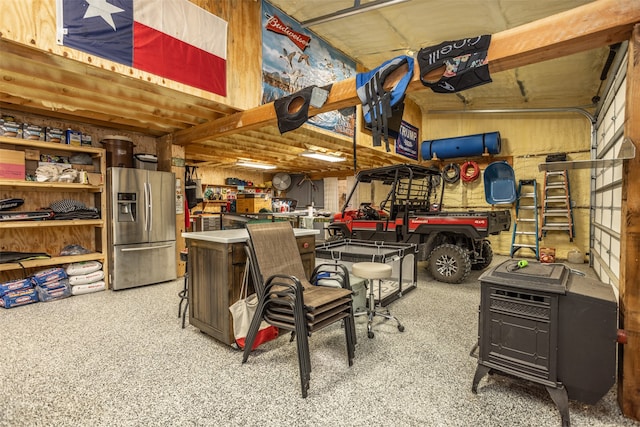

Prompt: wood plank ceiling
[
  {"left": 181, "top": 0, "right": 617, "bottom": 177},
  {"left": 0, "top": 1, "right": 627, "bottom": 177},
  {"left": 269, "top": 0, "right": 609, "bottom": 112}
]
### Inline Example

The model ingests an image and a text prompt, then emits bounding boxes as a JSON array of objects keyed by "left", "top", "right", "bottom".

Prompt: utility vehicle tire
[
  {"left": 428, "top": 244, "right": 472, "bottom": 284},
  {"left": 472, "top": 240, "right": 493, "bottom": 270}
]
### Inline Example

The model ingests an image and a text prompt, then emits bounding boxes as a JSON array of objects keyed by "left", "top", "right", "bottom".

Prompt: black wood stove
[{"left": 472, "top": 259, "right": 617, "bottom": 426}]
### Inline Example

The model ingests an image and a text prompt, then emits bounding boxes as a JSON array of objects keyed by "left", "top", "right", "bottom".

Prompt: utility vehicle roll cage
[{"left": 340, "top": 164, "right": 444, "bottom": 221}]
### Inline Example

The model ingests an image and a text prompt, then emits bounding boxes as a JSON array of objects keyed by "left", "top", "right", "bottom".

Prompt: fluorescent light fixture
[
  {"left": 300, "top": 150, "right": 345, "bottom": 163},
  {"left": 300, "top": 0, "right": 410, "bottom": 28},
  {"left": 235, "top": 160, "right": 276, "bottom": 170}
]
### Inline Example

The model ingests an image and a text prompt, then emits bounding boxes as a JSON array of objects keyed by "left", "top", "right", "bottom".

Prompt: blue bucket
[
  {"left": 421, "top": 131, "right": 501, "bottom": 160},
  {"left": 484, "top": 161, "right": 517, "bottom": 204}
]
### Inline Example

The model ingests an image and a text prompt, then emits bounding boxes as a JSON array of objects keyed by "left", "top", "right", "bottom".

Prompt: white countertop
[{"left": 182, "top": 227, "right": 318, "bottom": 244}]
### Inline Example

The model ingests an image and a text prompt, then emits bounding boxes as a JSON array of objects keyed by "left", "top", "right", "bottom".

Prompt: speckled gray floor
[{"left": 1, "top": 256, "right": 637, "bottom": 427}]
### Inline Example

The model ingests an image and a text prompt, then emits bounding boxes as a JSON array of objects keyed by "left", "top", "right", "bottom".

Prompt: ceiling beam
[
  {"left": 173, "top": 0, "right": 640, "bottom": 146},
  {"left": 299, "top": 0, "right": 411, "bottom": 28}
]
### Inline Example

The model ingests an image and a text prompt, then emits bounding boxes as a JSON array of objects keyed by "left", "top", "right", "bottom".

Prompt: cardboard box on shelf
[
  {"left": 22, "top": 124, "right": 45, "bottom": 141},
  {"left": 86, "top": 172, "right": 103, "bottom": 186},
  {"left": 0, "top": 120, "right": 22, "bottom": 138},
  {"left": 235, "top": 197, "right": 271, "bottom": 213},
  {"left": 65, "top": 129, "right": 82, "bottom": 146},
  {"left": 45, "top": 127, "right": 64, "bottom": 143},
  {"left": 0, "top": 149, "right": 25, "bottom": 180},
  {"left": 24, "top": 148, "right": 40, "bottom": 161},
  {"left": 70, "top": 163, "right": 97, "bottom": 173}
]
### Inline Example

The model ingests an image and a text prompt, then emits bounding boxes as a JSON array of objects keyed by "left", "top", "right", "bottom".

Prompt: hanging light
[
  {"left": 299, "top": 150, "right": 345, "bottom": 163},
  {"left": 235, "top": 160, "right": 276, "bottom": 170}
]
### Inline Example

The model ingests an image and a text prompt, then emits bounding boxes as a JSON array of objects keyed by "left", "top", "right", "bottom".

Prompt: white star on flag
[{"left": 83, "top": 0, "right": 124, "bottom": 31}]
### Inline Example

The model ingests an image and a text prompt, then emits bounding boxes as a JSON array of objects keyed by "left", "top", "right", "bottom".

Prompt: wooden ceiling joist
[{"left": 172, "top": 0, "right": 640, "bottom": 146}]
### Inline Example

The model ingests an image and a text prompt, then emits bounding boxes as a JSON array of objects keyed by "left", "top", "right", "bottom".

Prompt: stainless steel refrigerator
[{"left": 107, "top": 167, "right": 177, "bottom": 290}]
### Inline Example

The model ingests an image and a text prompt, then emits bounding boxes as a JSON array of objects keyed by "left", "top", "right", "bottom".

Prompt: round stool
[{"left": 351, "top": 262, "right": 404, "bottom": 338}]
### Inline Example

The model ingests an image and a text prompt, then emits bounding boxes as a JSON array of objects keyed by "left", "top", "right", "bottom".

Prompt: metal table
[{"left": 315, "top": 239, "right": 418, "bottom": 306}]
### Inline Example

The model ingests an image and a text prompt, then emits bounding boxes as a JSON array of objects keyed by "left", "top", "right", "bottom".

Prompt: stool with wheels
[
  {"left": 351, "top": 262, "right": 404, "bottom": 338},
  {"left": 178, "top": 249, "right": 189, "bottom": 329}
]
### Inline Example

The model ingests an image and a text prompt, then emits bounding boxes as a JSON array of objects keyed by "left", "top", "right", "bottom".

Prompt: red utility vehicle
[{"left": 327, "top": 164, "right": 511, "bottom": 283}]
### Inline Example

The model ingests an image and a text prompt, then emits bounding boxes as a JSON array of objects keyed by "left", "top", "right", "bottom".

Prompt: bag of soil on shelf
[
  {"left": 65, "top": 261, "right": 102, "bottom": 276},
  {"left": 30, "top": 267, "right": 67, "bottom": 287},
  {"left": 1, "top": 287, "right": 39, "bottom": 308},
  {"left": 71, "top": 280, "right": 106, "bottom": 296},
  {"left": 68, "top": 270, "right": 104, "bottom": 286},
  {"left": 0, "top": 278, "right": 32, "bottom": 296},
  {"left": 36, "top": 279, "right": 71, "bottom": 302}
]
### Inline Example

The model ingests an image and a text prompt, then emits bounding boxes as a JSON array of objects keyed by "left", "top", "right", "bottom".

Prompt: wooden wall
[
  {"left": 0, "top": 0, "right": 596, "bottom": 263},
  {"left": 2, "top": 0, "right": 264, "bottom": 276},
  {"left": 421, "top": 112, "right": 592, "bottom": 259}
]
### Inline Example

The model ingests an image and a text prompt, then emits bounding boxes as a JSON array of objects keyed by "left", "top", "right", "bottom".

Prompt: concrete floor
[{"left": 1, "top": 255, "right": 638, "bottom": 427}]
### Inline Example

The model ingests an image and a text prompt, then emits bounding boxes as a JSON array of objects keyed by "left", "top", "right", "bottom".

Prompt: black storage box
[{"left": 545, "top": 152, "right": 567, "bottom": 162}]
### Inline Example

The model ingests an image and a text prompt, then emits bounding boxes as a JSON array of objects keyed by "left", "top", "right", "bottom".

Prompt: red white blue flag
[{"left": 56, "top": 0, "right": 227, "bottom": 96}]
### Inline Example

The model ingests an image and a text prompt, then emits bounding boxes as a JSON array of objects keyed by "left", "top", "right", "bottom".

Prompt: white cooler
[{"left": 318, "top": 273, "right": 367, "bottom": 313}]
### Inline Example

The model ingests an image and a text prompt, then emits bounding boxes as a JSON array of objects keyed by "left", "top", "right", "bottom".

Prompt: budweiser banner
[
  {"left": 265, "top": 13, "right": 310, "bottom": 51},
  {"left": 262, "top": 1, "right": 356, "bottom": 138}
]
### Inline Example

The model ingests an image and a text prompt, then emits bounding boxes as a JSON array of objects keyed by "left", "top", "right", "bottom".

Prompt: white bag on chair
[{"left": 229, "top": 261, "right": 278, "bottom": 350}]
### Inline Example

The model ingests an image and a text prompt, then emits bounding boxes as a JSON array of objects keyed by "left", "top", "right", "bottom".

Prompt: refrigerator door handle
[
  {"left": 121, "top": 244, "right": 174, "bottom": 252},
  {"left": 146, "top": 181, "right": 153, "bottom": 232}
]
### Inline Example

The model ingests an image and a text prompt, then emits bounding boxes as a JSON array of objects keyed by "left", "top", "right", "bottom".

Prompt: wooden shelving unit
[
  {"left": 198, "top": 183, "right": 271, "bottom": 213},
  {"left": 0, "top": 136, "right": 108, "bottom": 285}
]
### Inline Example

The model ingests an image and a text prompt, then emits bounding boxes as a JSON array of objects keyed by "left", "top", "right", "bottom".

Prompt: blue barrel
[{"left": 421, "top": 131, "right": 501, "bottom": 160}]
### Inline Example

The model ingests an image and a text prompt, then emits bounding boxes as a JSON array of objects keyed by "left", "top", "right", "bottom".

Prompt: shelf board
[
  {"left": 0, "top": 252, "right": 105, "bottom": 272},
  {"left": 0, "top": 180, "right": 102, "bottom": 192},
  {"left": 0, "top": 136, "right": 104, "bottom": 155},
  {"left": 0, "top": 219, "right": 104, "bottom": 229},
  {"left": 538, "top": 138, "right": 636, "bottom": 171},
  {"left": 203, "top": 183, "right": 269, "bottom": 190}
]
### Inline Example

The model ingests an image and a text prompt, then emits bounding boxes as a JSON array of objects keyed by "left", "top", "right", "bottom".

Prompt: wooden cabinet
[
  {"left": 0, "top": 137, "right": 107, "bottom": 285},
  {"left": 185, "top": 231, "right": 315, "bottom": 346},
  {"left": 297, "top": 234, "right": 316, "bottom": 276}
]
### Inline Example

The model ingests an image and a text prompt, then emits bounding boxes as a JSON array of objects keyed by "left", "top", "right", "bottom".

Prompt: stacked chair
[{"left": 242, "top": 221, "right": 356, "bottom": 398}]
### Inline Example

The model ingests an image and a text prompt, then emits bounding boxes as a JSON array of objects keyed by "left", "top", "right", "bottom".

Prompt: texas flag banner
[{"left": 56, "top": 0, "right": 227, "bottom": 96}]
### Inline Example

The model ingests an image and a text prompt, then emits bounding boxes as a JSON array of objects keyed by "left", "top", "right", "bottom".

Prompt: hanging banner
[
  {"left": 396, "top": 121, "right": 419, "bottom": 160},
  {"left": 262, "top": 1, "right": 356, "bottom": 137},
  {"left": 56, "top": 0, "right": 228, "bottom": 96}
]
